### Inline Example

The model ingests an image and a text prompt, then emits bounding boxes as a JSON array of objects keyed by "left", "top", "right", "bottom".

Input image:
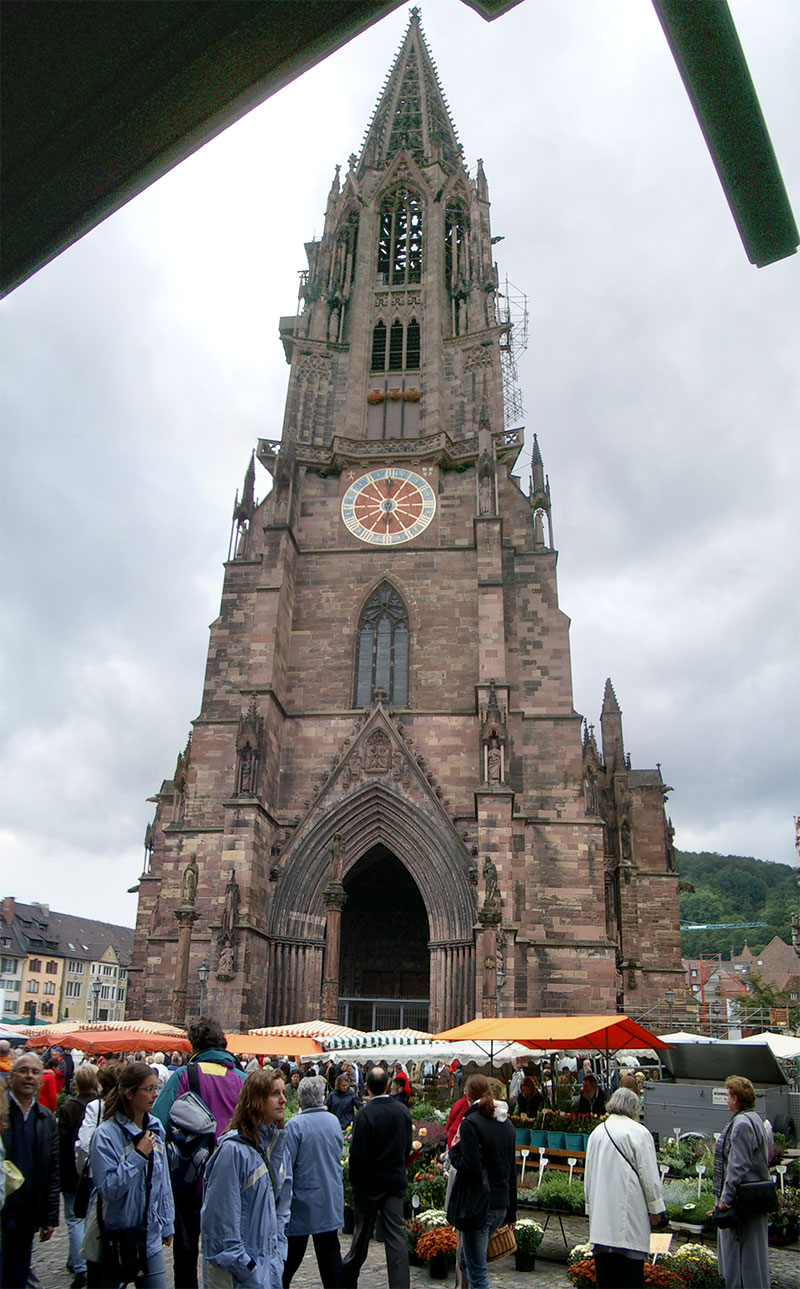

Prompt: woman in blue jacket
[
  {"left": 90, "top": 1060, "right": 175, "bottom": 1289},
  {"left": 201, "top": 1068, "right": 292, "bottom": 1289},
  {"left": 283, "top": 1075, "right": 344, "bottom": 1287}
]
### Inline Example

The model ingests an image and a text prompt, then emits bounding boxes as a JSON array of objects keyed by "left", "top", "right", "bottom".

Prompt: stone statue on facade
[
  {"left": 181, "top": 853, "right": 199, "bottom": 906},
  {"left": 483, "top": 856, "right": 499, "bottom": 909}
]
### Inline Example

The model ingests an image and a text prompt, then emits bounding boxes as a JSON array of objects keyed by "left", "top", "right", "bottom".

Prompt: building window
[
  {"left": 3, "top": 1000, "right": 18, "bottom": 1014},
  {"left": 100, "top": 985, "right": 113, "bottom": 1000},
  {"left": 377, "top": 188, "right": 422, "bottom": 285},
  {"left": 40, "top": 1002, "right": 54, "bottom": 1016},
  {"left": 65, "top": 980, "right": 82, "bottom": 999},
  {"left": 371, "top": 318, "right": 421, "bottom": 374},
  {"left": 117, "top": 987, "right": 126, "bottom": 1002},
  {"left": 26, "top": 980, "right": 39, "bottom": 994},
  {"left": 354, "top": 582, "right": 410, "bottom": 708},
  {"left": 102, "top": 965, "right": 114, "bottom": 976},
  {"left": 1, "top": 957, "right": 17, "bottom": 974},
  {"left": 370, "top": 322, "right": 387, "bottom": 371},
  {"left": 119, "top": 970, "right": 127, "bottom": 982},
  {"left": 68, "top": 959, "right": 84, "bottom": 974},
  {"left": 46, "top": 960, "right": 58, "bottom": 974},
  {"left": 42, "top": 981, "right": 56, "bottom": 995},
  {"left": 29, "top": 958, "right": 42, "bottom": 973}
]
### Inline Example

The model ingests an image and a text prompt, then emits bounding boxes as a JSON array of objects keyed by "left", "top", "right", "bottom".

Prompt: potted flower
[
  {"left": 415, "top": 1224, "right": 458, "bottom": 1279},
  {"left": 663, "top": 1242, "right": 723, "bottom": 1288},
  {"left": 769, "top": 1185, "right": 800, "bottom": 1245},
  {"left": 514, "top": 1218, "right": 544, "bottom": 1271}
]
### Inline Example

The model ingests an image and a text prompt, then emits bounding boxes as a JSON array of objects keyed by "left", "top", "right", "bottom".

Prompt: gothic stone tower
[{"left": 129, "top": 13, "right": 683, "bottom": 1031}]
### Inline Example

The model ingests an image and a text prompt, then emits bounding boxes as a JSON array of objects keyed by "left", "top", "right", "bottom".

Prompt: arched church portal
[{"left": 339, "top": 843, "right": 429, "bottom": 1031}]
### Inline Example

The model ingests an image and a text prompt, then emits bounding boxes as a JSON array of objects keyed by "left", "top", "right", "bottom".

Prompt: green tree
[{"left": 738, "top": 971, "right": 800, "bottom": 1031}]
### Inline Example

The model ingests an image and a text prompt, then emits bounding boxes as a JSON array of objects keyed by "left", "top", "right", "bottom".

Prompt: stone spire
[
  {"left": 600, "top": 678, "right": 625, "bottom": 773},
  {"left": 529, "top": 434, "right": 552, "bottom": 548},
  {"left": 357, "top": 8, "right": 464, "bottom": 176}
]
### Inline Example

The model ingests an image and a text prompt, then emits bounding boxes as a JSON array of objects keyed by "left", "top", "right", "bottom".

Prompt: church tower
[{"left": 129, "top": 12, "right": 683, "bottom": 1031}]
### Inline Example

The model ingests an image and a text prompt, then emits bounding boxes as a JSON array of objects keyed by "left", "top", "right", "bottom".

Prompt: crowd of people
[{"left": 0, "top": 1028, "right": 779, "bottom": 1289}]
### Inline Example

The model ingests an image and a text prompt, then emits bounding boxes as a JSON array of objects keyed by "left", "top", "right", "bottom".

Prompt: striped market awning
[
  {"left": 321, "top": 1028, "right": 433, "bottom": 1051},
  {"left": 248, "top": 1020, "right": 366, "bottom": 1041}
]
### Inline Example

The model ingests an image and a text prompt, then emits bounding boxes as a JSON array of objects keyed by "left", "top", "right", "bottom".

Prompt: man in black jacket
[
  {"left": 1, "top": 1052, "right": 59, "bottom": 1288},
  {"left": 341, "top": 1066, "right": 413, "bottom": 1288}
]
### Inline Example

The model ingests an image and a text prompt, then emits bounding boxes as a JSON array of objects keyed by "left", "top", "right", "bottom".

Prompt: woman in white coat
[{"left": 584, "top": 1087, "right": 665, "bottom": 1288}]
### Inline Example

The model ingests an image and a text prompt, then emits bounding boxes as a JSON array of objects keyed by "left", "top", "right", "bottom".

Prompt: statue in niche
[
  {"left": 483, "top": 856, "right": 499, "bottom": 909},
  {"left": 181, "top": 854, "right": 198, "bottom": 905},
  {"left": 621, "top": 822, "right": 633, "bottom": 865},
  {"left": 479, "top": 473, "right": 494, "bottom": 515},
  {"left": 220, "top": 871, "right": 240, "bottom": 938},
  {"left": 217, "top": 936, "right": 235, "bottom": 980},
  {"left": 486, "top": 735, "right": 502, "bottom": 783},
  {"left": 236, "top": 742, "right": 258, "bottom": 795}
]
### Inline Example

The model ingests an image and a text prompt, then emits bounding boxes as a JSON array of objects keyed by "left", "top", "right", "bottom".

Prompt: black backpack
[{"left": 165, "top": 1062, "right": 218, "bottom": 1189}]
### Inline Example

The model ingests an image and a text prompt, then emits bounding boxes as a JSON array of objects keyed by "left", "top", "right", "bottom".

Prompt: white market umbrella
[{"left": 739, "top": 1032, "right": 800, "bottom": 1059}]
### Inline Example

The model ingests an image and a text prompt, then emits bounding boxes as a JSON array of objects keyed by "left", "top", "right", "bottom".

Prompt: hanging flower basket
[
  {"left": 403, "top": 388, "right": 421, "bottom": 402},
  {"left": 386, "top": 388, "right": 402, "bottom": 401},
  {"left": 367, "top": 391, "right": 384, "bottom": 405}
]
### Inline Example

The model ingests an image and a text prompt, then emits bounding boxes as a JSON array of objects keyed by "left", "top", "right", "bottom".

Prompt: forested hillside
[{"left": 676, "top": 850, "right": 798, "bottom": 958}]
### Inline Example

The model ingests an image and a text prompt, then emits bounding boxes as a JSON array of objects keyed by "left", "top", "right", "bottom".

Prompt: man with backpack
[{"left": 152, "top": 1016, "right": 246, "bottom": 1288}]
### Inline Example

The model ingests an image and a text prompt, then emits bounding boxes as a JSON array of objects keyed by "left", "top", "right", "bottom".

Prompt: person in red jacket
[{"left": 38, "top": 1057, "right": 61, "bottom": 1112}]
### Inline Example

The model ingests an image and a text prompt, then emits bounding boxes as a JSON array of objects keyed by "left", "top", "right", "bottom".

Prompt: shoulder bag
[
  {"left": 446, "top": 1159, "right": 490, "bottom": 1231},
  {"left": 736, "top": 1115, "right": 777, "bottom": 1215}
]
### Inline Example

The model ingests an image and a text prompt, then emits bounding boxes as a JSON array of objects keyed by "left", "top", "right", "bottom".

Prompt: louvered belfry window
[
  {"left": 355, "top": 582, "right": 410, "bottom": 707},
  {"left": 377, "top": 188, "right": 423, "bottom": 285}
]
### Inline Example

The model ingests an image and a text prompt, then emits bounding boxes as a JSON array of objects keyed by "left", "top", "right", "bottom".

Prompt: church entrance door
[{"left": 338, "top": 843, "right": 429, "bottom": 1032}]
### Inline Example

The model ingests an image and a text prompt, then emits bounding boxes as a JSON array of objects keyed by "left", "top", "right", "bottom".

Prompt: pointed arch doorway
[{"left": 338, "top": 843, "right": 430, "bottom": 1031}]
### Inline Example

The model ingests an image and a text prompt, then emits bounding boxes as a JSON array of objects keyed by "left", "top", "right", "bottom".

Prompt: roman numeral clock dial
[{"left": 341, "top": 468, "right": 435, "bottom": 545}]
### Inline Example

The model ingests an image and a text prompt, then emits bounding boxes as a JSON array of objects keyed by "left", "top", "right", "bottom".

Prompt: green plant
[
  {"left": 514, "top": 1218, "right": 544, "bottom": 1254},
  {"left": 407, "top": 1157, "right": 448, "bottom": 1209},
  {"left": 533, "top": 1173, "right": 584, "bottom": 1213},
  {"left": 410, "top": 1100, "right": 442, "bottom": 1121},
  {"left": 662, "top": 1177, "right": 715, "bottom": 1223}
]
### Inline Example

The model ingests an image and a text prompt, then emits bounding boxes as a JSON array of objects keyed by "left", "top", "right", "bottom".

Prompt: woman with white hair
[
  {"left": 282, "top": 1075, "right": 344, "bottom": 1288},
  {"left": 584, "top": 1087, "right": 665, "bottom": 1288}
]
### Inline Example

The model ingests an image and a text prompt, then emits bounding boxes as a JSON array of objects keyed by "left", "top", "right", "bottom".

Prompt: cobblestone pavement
[{"left": 30, "top": 1217, "right": 800, "bottom": 1289}]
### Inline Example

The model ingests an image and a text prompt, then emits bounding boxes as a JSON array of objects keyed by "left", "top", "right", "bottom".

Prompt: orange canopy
[
  {"left": 432, "top": 1015, "right": 669, "bottom": 1054},
  {"left": 27, "top": 1029, "right": 191, "bottom": 1055},
  {"left": 225, "top": 1033, "right": 323, "bottom": 1058}
]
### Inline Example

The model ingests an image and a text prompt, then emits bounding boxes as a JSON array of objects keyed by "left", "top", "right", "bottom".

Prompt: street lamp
[
  {"left": 91, "top": 979, "right": 102, "bottom": 1022},
  {"left": 666, "top": 987, "right": 675, "bottom": 1031},
  {"left": 198, "top": 961, "right": 209, "bottom": 1015}
]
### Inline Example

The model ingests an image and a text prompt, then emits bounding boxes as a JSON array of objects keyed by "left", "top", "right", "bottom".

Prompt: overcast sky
[{"left": 1, "top": 0, "right": 798, "bottom": 929}]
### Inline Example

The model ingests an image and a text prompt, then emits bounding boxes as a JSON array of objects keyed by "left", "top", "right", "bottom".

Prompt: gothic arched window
[
  {"left": 371, "top": 322, "right": 387, "bottom": 371},
  {"left": 370, "top": 319, "right": 421, "bottom": 374},
  {"left": 354, "top": 582, "right": 410, "bottom": 707},
  {"left": 378, "top": 189, "right": 423, "bottom": 285}
]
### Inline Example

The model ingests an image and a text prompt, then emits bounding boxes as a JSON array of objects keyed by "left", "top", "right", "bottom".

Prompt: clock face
[{"left": 341, "top": 468, "right": 436, "bottom": 546}]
